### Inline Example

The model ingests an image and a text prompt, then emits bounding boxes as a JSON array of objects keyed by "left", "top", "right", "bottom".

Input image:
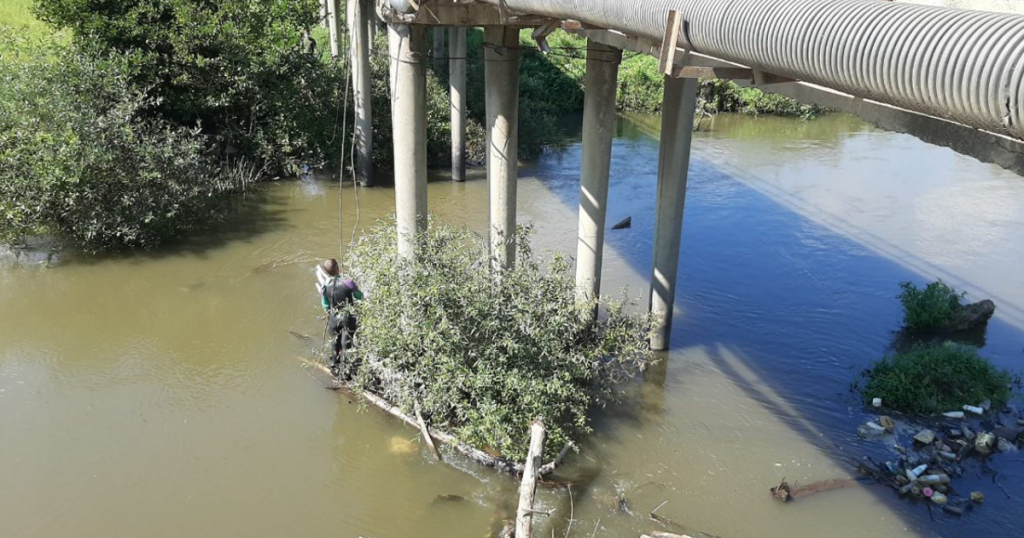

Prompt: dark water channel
[{"left": 2, "top": 112, "right": 1023, "bottom": 537}]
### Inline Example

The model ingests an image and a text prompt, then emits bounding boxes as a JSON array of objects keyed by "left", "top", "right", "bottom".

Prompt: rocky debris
[
  {"left": 970, "top": 491, "right": 985, "bottom": 503},
  {"left": 914, "top": 429, "right": 936, "bottom": 445},
  {"left": 997, "top": 438, "right": 1018, "bottom": 453},
  {"left": 0, "top": 236, "right": 61, "bottom": 266},
  {"left": 945, "top": 300, "right": 996, "bottom": 331}
]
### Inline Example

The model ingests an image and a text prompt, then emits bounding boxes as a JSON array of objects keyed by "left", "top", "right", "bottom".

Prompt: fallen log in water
[
  {"left": 298, "top": 356, "right": 569, "bottom": 476},
  {"left": 770, "top": 477, "right": 858, "bottom": 502},
  {"left": 515, "top": 419, "right": 547, "bottom": 538}
]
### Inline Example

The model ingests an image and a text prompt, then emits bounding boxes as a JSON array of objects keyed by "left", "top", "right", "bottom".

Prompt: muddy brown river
[{"left": 2, "top": 113, "right": 1023, "bottom": 538}]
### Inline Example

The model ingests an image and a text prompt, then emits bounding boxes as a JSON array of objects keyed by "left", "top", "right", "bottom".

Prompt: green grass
[
  {"left": 861, "top": 342, "right": 1014, "bottom": 415},
  {"left": 898, "top": 280, "right": 964, "bottom": 332},
  {"left": 0, "top": 0, "right": 54, "bottom": 36}
]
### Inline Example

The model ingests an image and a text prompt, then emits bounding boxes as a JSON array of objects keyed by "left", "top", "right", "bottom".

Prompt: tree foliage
[
  {"left": 0, "top": 34, "right": 226, "bottom": 250},
  {"left": 898, "top": 280, "right": 964, "bottom": 333},
  {"left": 343, "top": 218, "right": 656, "bottom": 461},
  {"left": 34, "top": 0, "right": 347, "bottom": 175}
]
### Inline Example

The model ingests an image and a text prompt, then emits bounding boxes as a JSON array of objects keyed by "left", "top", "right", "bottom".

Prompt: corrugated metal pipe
[{"left": 456, "top": 0, "right": 1024, "bottom": 140}]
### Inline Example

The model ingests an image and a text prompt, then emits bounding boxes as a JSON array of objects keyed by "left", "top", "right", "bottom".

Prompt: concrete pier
[
  {"left": 574, "top": 41, "right": 622, "bottom": 308},
  {"left": 449, "top": 27, "right": 467, "bottom": 182},
  {"left": 327, "top": 0, "right": 341, "bottom": 58},
  {"left": 349, "top": 0, "right": 374, "bottom": 186},
  {"left": 484, "top": 26, "right": 521, "bottom": 270},
  {"left": 389, "top": 24, "right": 429, "bottom": 258},
  {"left": 649, "top": 76, "right": 698, "bottom": 351}
]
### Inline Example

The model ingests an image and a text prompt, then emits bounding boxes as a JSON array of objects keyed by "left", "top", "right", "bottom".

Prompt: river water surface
[{"left": 2, "top": 113, "right": 1023, "bottom": 538}]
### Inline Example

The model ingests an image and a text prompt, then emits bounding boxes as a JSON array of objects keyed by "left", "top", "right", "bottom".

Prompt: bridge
[{"left": 332, "top": 0, "right": 1024, "bottom": 350}]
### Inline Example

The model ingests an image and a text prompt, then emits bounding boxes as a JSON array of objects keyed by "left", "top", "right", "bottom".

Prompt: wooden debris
[
  {"left": 415, "top": 403, "right": 443, "bottom": 462},
  {"left": 515, "top": 419, "right": 547, "bottom": 538},
  {"left": 771, "top": 477, "right": 857, "bottom": 502}
]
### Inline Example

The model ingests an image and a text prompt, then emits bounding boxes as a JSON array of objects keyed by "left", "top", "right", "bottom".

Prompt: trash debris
[
  {"left": 970, "top": 491, "right": 985, "bottom": 503},
  {"left": 611, "top": 216, "right": 631, "bottom": 230},
  {"left": 963, "top": 405, "right": 984, "bottom": 415},
  {"left": 942, "top": 411, "right": 965, "bottom": 419},
  {"left": 906, "top": 464, "right": 928, "bottom": 481},
  {"left": 948, "top": 428, "right": 962, "bottom": 438},
  {"left": 858, "top": 421, "right": 887, "bottom": 438},
  {"left": 942, "top": 504, "right": 963, "bottom": 516},
  {"left": 962, "top": 427, "right": 976, "bottom": 441},
  {"left": 975, "top": 432, "right": 995, "bottom": 455},
  {"left": 930, "top": 492, "right": 948, "bottom": 505},
  {"left": 878, "top": 415, "right": 896, "bottom": 433},
  {"left": 913, "top": 429, "right": 936, "bottom": 445},
  {"left": 872, "top": 397, "right": 883, "bottom": 408}
]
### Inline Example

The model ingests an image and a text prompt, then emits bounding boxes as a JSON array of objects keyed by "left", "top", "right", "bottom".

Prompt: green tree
[{"left": 35, "top": 0, "right": 346, "bottom": 174}]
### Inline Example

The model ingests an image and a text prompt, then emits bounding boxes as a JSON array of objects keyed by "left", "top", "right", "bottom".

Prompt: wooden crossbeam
[{"left": 659, "top": 11, "right": 685, "bottom": 75}]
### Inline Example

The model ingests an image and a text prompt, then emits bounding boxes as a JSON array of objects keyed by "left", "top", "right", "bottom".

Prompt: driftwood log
[
  {"left": 515, "top": 419, "right": 547, "bottom": 538},
  {"left": 299, "top": 357, "right": 569, "bottom": 477}
]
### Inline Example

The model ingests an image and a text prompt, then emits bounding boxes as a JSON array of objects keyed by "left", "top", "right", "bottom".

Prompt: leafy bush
[
  {"left": 0, "top": 35, "right": 225, "bottom": 250},
  {"left": 861, "top": 342, "right": 1013, "bottom": 415},
  {"left": 898, "top": 280, "right": 964, "bottom": 332},
  {"left": 35, "top": 0, "right": 348, "bottom": 175},
  {"left": 343, "top": 218, "right": 655, "bottom": 461},
  {"left": 698, "top": 78, "right": 824, "bottom": 118}
]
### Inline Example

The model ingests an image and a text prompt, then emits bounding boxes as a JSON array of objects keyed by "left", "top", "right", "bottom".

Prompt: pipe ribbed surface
[{"left": 477, "top": 0, "right": 1024, "bottom": 139}]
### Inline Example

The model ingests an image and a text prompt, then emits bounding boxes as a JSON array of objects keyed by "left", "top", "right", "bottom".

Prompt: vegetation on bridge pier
[{"left": 341, "top": 218, "right": 656, "bottom": 461}]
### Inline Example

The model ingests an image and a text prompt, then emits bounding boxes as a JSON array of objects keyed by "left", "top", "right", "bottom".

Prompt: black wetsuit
[{"left": 324, "top": 277, "right": 359, "bottom": 365}]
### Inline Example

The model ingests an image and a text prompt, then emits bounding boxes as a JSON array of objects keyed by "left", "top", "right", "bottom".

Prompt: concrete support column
[
  {"left": 348, "top": 0, "right": 374, "bottom": 186},
  {"left": 574, "top": 41, "right": 622, "bottom": 308},
  {"left": 449, "top": 27, "right": 467, "bottom": 182},
  {"left": 365, "top": 0, "right": 377, "bottom": 41},
  {"left": 484, "top": 26, "right": 521, "bottom": 271},
  {"left": 389, "top": 24, "right": 428, "bottom": 258},
  {"left": 649, "top": 76, "right": 698, "bottom": 351},
  {"left": 327, "top": 0, "right": 341, "bottom": 58},
  {"left": 319, "top": 0, "right": 328, "bottom": 28}
]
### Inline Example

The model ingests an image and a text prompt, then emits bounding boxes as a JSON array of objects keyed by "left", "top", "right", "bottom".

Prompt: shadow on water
[
  {"left": 61, "top": 185, "right": 291, "bottom": 265},
  {"left": 524, "top": 113, "right": 1024, "bottom": 537}
]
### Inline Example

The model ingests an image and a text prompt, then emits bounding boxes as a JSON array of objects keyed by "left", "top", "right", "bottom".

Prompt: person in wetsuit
[{"left": 320, "top": 258, "right": 363, "bottom": 373}]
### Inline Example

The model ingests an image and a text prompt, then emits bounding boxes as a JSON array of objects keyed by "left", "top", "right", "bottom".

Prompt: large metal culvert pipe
[{"left": 475, "top": 0, "right": 1024, "bottom": 140}]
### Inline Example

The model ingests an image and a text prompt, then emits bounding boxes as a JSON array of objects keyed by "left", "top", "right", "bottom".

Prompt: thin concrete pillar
[
  {"left": 649, "top": 76, "right": 698, "bottom": 351},
  {"left": 327, "top": 0, "right": 341, "bottom": 58},
  {"left": 484, "top": 26, "right": 520, "bottom": 271},
  {"left": 449, "top": 27, "right": 467, "bottom": 182},
  {"left": 319, "top": 0, "right": 328, "bottom": 28},
  {"left": 574, "top": 41, "right": 622, "bottom": 308},
  {"left": 349, "top": 0, "right": 374, "bottom": 186},
  {"left": 389, "top": 24, "right": 428, "bottom": 258}
]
